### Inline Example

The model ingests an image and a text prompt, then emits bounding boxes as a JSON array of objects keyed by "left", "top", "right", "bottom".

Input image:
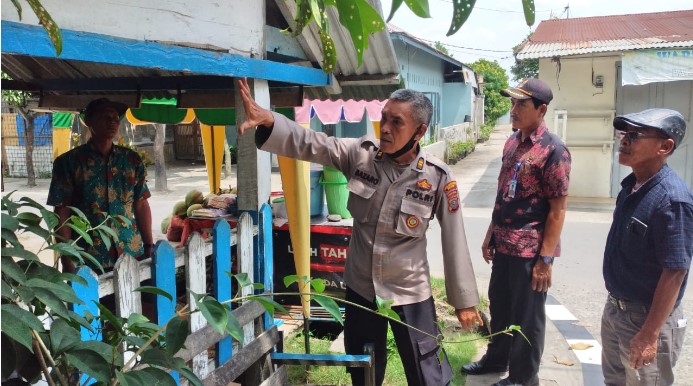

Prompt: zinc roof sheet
[{"left": 517, "top": 10, "right": 693, "bottom": 59}]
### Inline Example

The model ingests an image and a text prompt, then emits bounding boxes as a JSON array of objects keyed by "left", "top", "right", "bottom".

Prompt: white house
[{"left": 517, "top": 10, "right": 693, "bottom": 197}]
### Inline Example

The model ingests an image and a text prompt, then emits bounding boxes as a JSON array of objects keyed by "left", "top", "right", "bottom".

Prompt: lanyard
[{"left": 508, "top": 162, "right": 521, "bottom": 198}]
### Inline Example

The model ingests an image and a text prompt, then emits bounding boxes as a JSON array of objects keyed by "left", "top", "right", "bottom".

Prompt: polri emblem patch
[
  {"left": 416, "top": 179, "right": 432, "bottom": 191},
  {"left": 375, "top": 150, "right": 384, "bottom": 160},
  {"left": 444, "top": 180, "right": 460, "bottom": 212},
  {"left": 406, "top": 215, "right": 420, "bottom": 229},
  {"left": 416, "top": 157, "right": 424, "bottom": 170}
]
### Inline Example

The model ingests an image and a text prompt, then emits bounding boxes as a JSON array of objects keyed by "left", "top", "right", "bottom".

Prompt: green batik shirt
[{"left": 47, "top": 142, "right": 151, "bottom": 271}]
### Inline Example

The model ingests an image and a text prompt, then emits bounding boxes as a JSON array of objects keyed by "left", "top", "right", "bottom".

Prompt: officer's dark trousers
[
  {"left": 344, "top": 287, "right": 453, "bottom": 386},
  {"left": 485, "top": 253, "right": 547, "bottom": 383}
]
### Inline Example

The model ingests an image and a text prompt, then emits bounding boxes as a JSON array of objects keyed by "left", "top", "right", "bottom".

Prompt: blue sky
[{"left": 380, "top": 0, "right": 692, "bottom": 76}]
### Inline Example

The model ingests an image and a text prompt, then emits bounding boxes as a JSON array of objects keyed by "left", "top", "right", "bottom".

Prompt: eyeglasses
[{"left": 615, "top": 130, "right": 666, "bottom": 142}]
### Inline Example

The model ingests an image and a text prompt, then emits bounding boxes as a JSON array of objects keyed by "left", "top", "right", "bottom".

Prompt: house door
[{"left": 613, "top": 63, "right": 693, "bottom": 196}]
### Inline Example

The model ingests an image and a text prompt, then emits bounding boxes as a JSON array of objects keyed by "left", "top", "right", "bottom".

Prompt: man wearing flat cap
[
  {"left": 601, "top": 108, "right": 692, "bottom": 385},
  {"left": 48, "top": 98, "right": 154, "bottom": 273},
  {"left": 461, "top": 79, "right": 571, "bottom": 386}
]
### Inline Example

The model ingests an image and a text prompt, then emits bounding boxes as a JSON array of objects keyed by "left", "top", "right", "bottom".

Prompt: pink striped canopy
[{"left": 294, "top": 99, "right": 386, "bottom": 124}]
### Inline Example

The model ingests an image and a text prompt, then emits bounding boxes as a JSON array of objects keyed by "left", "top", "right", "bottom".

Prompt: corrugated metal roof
[
  {"left": 273, "top": 0, "right": 401, "bottom": 100},
  {"left": 517, "top": 10, "right": 693, "bottom": 59}
]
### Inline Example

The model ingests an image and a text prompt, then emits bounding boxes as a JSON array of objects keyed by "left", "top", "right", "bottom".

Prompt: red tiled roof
[{"left": 517, "top": 10, "right": 693, "bottom": 59}]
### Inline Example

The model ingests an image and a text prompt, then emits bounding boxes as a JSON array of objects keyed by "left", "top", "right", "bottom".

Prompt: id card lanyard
[{"left": 508, "top": 162, "right": 521, "bottom": 198}]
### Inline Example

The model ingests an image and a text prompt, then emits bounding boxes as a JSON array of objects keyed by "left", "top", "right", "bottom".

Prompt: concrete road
[{"left": 426, "top": 126, "right": 693, "bottom": 385}]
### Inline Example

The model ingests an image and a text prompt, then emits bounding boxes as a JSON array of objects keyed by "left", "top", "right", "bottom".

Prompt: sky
[{"left": 379, "top": 0, "right": 692, "bottom": 78}]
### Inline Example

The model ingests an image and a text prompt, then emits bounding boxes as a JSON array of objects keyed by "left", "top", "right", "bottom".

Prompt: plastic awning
[{"left": 294, "top": 99, "right": 386, "bottom": 124}]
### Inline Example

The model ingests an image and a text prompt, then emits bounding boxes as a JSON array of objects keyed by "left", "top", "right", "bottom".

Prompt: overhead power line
[
  {"left": 419, "top": 38, "right": 512, "bottom": 53},
  {"left": 436, "top": 0, "right": 564, "bottom": 13}
]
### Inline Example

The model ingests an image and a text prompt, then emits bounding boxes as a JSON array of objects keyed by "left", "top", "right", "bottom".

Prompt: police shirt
[{"left": 257, "top": 112, "right": 479, "bottom": 309}]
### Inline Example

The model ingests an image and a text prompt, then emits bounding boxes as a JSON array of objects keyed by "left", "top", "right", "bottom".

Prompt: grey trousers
[{"left": 601, "top": 300, "right": 686, "bottom": 386}]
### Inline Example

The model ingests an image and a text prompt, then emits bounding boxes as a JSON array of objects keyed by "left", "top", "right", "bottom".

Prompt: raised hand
[{"left": 237, "top": 77, "right": 275, "bottom": 135}]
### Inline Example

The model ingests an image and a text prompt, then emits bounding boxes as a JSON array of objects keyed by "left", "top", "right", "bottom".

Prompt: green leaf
[
  {"left": 79, "top": 251, "right": 104, "bottom": 274},
  {"left": 2, "top": 247, "right": 40, "bottom": 262},
  {"left": 253, "top": 296, "right": 287, "bottom": 316},
  {"left": 1, "top": 304, "right": 44, "bottom": 351},
  {"left": 67, "top": 206, "right": 88, "bottom": 221},
  {"left": 40, "top": 208, "right": 59, "bottom": 230},
  {"left": 404, "top": 0, "right": 430, "bottom": 17},
  {"left": 1, "top": 228, "right": 21, "bottom": 248},
  {"left": 165, "top": 315, "right": 189, "bottom": 355},
  {"left": 375, "top": 296, "right": 401, "bottom": 321},
  {"left": 288, "top": 0, "right": 314, "bottom": 37},
  {"left": 22, "top": 223, "right": 51, "bottom": 240},
  {"left": 97, "top": 228, "right": 112, "bottom": 251},
  {"left": 198, "top": 298, "right": 229, "bottom": 335},
  {"left": 135, "top": 286, "right": 173, "bottom": 302},
  {"left": 1, "top": 256, "right": 27, "bottom": 284},
  {"left": 65, "top": 349, "right": 111, "bottom": 383},
  {"left": 96, "top": 303, "right": 123, "bottom": 331},
  {"left": 1, "top": 279, "right": 14, "bottom": 300},
  {"left": 386, "top": 0, "right": 404, "bottom": 22},
  {"left": 25, "top": 278, "right": 83, "bottom": 305},
  {"left": 67, "top": 310, "right": 95, "bottom": 333},
  {"left": 312, "top": 294, "right": 343, "bottom": 325},
  {"left": 33, "top": 287, "right": 69, "bottom": 318},
  {"left": 59, "top": 272, "right": 87, "bottom": 286},
  {"left": 113, "top": 215, "right": 132, "bottom": 227},
  {"left": 139, "top": 368, "right": 178, "bottom": 386},
  {"left": 49, "top": 318, "right": 79, "bottom": 355},
  {"left": 177, "top": 366, "right": 204, "bottom": 386},
  {"left": 10, "top": 0, "right": 22, "bottom": 20},
  {"left": 225, "top": 314, "right": 244, "bottom": 344},
  {"left": 15, "top": 212, "right": 41, "bottom": 226},
  {"left": 139, "top": 347, "right": 173, "bottom": 368},
  {"left": 77, "top": 340, "right": 123, "bottom": 366},
  {"left": 1, "top": 213, "right": 19, "bottom": 232},
  {"left": 283, "top": 274, "right": 300, "bottom": 288},
  {"left": 13, "top": 284, "right": 34, "bottom": 303},
  {"left": 522, "top": 0, "right": 535, "bottom": 26},
  {"left": 318, "top": 29, "right": 337, "bottom": 73},
  {"left": 67, "top": 223, "right": 93, "bottom": 245},
  {"left": 309, "top": 278, "right": 326, "bottom": 294},
  {"left": 117, "top": 368, "right": 177, "bottom": 386},
  {"left": 446, "top": 0, "right": 477, "bottom": 36},
  {"left": 48, "top": 242, "right": 81, "bottom": 258},
  {"left": 98, "top": 223, "right": 118, "bottom": 240}
]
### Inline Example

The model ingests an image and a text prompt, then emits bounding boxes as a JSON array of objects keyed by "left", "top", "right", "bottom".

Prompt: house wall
[
  {"left": 1, "top": 1, "right": 264, "bottom": 55},
  {"left": 441, "top": 83, "right": 473, "bottom": 128},
  {"left": 539, "top": 55, "right": 619, "bottom": 198}
]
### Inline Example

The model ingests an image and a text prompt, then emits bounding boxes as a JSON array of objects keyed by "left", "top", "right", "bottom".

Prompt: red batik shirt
[{"left": 491, "top": 122, "right": 571, "bottom": 258}]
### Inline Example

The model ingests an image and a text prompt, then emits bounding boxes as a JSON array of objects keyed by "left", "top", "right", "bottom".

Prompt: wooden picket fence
[{"left": 69, "top": 205, "right": 275, "bottom": 384}]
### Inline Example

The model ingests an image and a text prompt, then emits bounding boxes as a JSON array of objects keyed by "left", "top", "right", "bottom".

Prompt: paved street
[{"left": 3, "top": 124, "right": 691, "bottom": 385}]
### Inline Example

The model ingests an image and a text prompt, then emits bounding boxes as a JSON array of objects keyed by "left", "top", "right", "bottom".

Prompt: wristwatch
[{"left": 540, "top": 255, "right": 554, "bottom": 264}]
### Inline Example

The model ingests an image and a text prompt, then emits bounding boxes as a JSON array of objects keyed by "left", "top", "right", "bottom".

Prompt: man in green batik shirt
[{"left": 48, "top": 98, "right": 153, "bottom": 273}]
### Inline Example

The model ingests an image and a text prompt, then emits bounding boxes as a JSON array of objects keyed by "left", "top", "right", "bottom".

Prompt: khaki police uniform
[{"left": 258, "top": 112, "right": 479, "bottom": 385}]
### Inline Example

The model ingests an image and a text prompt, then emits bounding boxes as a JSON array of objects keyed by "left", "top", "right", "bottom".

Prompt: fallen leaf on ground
[
  {"left": 570, "top": 342, "right": 594, "bottom": 350},
  {"left": 552, "top": 355, "right": 575, "bottom": 366}
]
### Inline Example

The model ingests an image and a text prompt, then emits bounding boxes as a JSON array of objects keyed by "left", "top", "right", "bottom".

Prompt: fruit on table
[
  {"left": 161, "top": 215, "right": 172, "bottom": 233},
  {"left": 173, "top": 201, "right": 187, "bottom": 217},
  {"left": 186, "top": 203, "right": 203, "bottom": 217},
  {"left": 185, "top": 189, "right": 204, "bottom": 207}
]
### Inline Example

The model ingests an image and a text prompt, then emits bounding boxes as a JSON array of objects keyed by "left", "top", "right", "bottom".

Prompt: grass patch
[{"left": 283, "top": 277, "right": 488, "bottom": 385}]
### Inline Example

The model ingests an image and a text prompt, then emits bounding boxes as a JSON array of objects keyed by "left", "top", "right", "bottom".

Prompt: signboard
[
  {"left": 622, "top": 48, "right": 693, "bottom": 86},
  {"left": 273, "top": 225, "right": 351, "bottom": 305}
]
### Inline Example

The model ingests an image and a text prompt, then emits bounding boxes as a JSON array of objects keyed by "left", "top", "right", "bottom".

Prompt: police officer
[{"left": 237, "top": 78, "right": 482, "bottom": 386}]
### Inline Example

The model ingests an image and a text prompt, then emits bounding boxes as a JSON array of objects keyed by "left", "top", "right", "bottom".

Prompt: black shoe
[
  {"left": 460, "top": 355, "right": 508, "bottom": 375},
  {"left": 490, "top": 375, "right": 540, "bottom": 386}
]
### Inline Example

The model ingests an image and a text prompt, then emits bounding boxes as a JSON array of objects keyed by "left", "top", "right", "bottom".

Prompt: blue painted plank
[
  {"left": 151, "top": 241, "right": 180, "bottom": 384},
  {"left": 71, "top": 267, "right": 101, "bottom": 341},
  {"left": 213, "top": 219, "right": 233, "bottom": 366},
  {"left": 1, "top": 21, "right": 331, "bottom": 86},
  {"left": 270, "top": 352, "right": 372, "bottom": 364},
  {"left": 258, "top": 204, "right": 274, "bottom": 331},
  {"left": 70, "top": 267, "right": 100, "bottom": 385}
]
